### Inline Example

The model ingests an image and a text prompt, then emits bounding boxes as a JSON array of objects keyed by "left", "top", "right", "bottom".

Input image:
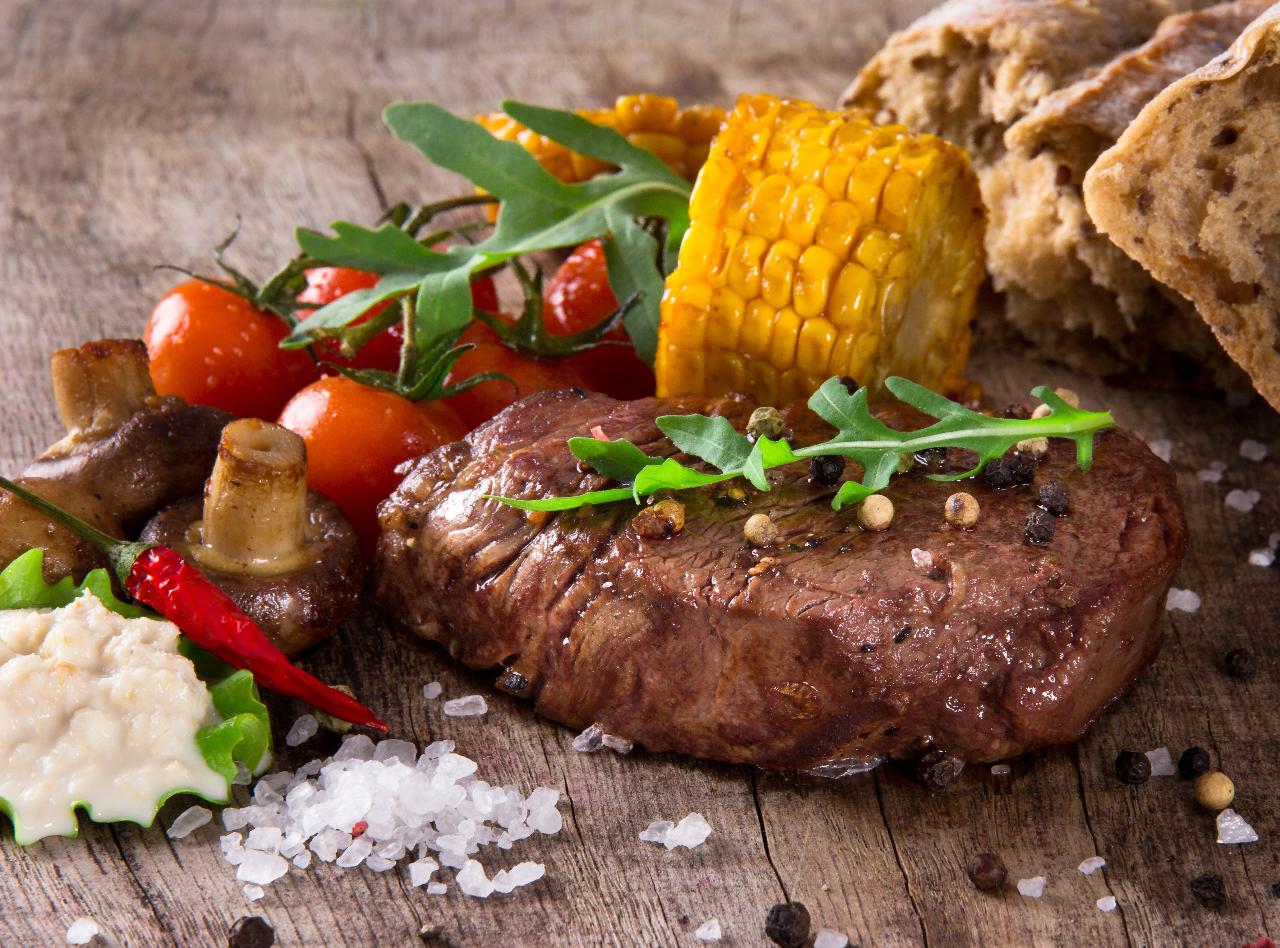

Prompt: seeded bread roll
[
  {"left": 844, "top": 0, "right": 1258, "bottom": 390},
  {"left": 1085, "top": 3, "right": 1280, "bottom": 411}
]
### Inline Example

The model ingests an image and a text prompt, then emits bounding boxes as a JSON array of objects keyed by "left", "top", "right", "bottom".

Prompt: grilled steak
[{"left": 376, "top": 389, "right": 1187, "bottom": 768}]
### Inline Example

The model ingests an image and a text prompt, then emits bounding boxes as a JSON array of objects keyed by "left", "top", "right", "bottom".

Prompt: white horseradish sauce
[{"left": 0, "top": 592, "right": 226, "bottom": 843}]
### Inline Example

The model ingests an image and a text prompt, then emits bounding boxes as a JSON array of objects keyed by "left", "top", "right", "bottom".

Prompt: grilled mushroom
[
  {"left": 1, "top": 339, "right": 228, "bottom": 582},
  {"left": 26, "top": 339, "right": 230, "bottom": 530},
  {"left": 142, "top": 419, "right": 363, "bottom": 654}
]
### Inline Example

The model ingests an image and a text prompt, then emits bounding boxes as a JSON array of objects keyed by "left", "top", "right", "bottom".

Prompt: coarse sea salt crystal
[
  {"left": 665, "top": 813, "right": 712, "bottom": 851},
  {"left": 1226, "top": 489, "right": 1262, "bottom": 513},
  {"left": 237, "top": 850, "right": 289, "bottom": 885},
  {"left": 1166, "top": 588, "right": 1201, "bottom": 613},
  {"left": 603, "top": 734, "right": 633, "bottom": 754},
  {"left": 1078, "top": 856, "right": 1106, "bottom": 875},
  {"left": 1148, "top": 439, "right": 1173, "bottom": 462},
  {"left": 65, "top": 918, "right": 99, "bottom": 945},
  {"left": 1241, "top": 439, "right": 1268, "bottom": 462},
  {"left": 572, "top": 724, "right": 604, "bottom": 752},
  {"left": 814, "top": 931, "right": 850, "bottom": 948},
  {"left": 1217, "top": 808, "right": 1259, "bottom": 844},
  {"left": 427, "top": 882, "right": 447, "bottom": 895},
  {"left": 443, "top": 695, "right": 488, "bottom": 717},
  {"left": 1017, "top": 876, "right": 1047, "bottom": 898},
  {"left": 1097, "top": 895, "right": 1117, "bottom": 912},
  {"left": 286, "top": 714, "right": 319, "bottom": 747},
  {"left": 640, "top": 820, "right": 674, "bottom": 844},
  {"left": 423, "top": 681, "right": 443, "bottom": 700},
  {"left": 1146, "top": 747, "right": 1176, "bottom": 777},
  {"left": 409, "top": 858, "right": 439, "bottom": 887},
  {"left": 991, "top": 764, "right": 1011, "bottom": 777},
  {"left": 457, "top": 858, "right": 495, "bottom": 898},
  {"left": 1250, "top": 548, "right": 1276, "bottom": 567},
  {"left": 694, "top": 918, "right": 722, "bottom": 942},
  {"left": 246, "top": 826, "right": 283, "bottom": 854},
  {"left": 243, "top": 884, "right": 265, "bottom": 902},
  {"left": 167, "top": 804, "right": 212, "bottom": 839},
  {"left": 1197, "top": 466, "right": 1226, "bottom": 483}
]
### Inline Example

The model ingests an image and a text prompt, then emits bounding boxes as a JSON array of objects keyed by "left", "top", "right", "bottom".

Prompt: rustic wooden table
[{"left": 3, "top": 1, "right": 1279, "bottom": 945}]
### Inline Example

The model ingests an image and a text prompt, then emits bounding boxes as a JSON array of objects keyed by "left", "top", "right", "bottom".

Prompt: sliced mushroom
[
  {"left": 142, "top": 419, "right": 364, "bottom": 654},
  {"left": 26, "top": 339, "right": 230, "bottom": 531}
]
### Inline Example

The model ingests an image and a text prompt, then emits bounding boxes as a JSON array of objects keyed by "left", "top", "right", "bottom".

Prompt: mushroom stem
[
  {"left": 50, "top": 339, "right": 154, "bottom": 442},
  {"left": 200, "top": 420, "right": 310, "bottom": 576}
]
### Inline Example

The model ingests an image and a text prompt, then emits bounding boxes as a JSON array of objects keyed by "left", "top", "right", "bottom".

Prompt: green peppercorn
[{"left": 747, "top": 407, "right": 786, "bottom": 442}]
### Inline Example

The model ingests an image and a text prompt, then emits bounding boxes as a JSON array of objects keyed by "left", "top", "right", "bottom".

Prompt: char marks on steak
[{"left": 376, "top": 390, "right": 1187, "bottom": 768}]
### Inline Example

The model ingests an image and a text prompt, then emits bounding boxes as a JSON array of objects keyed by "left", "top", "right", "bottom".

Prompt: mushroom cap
[
  {"left": 142, "top": 491, "right": 364, "bottom": 654},
  {"left": 0, "top": 477, "right": 123, "bottom": 583},
  {"left": 27, "top": 396, "right": 231, "bottom": 532}
]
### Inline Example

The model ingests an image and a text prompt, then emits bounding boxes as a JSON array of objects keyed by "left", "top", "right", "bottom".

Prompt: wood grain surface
[{"left": 2, "top": 1, "right": 1278, "bottom": 945}]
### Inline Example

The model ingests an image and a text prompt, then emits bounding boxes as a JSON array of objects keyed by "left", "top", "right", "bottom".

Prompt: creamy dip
[{"left": 0, "top": 592, "right": 227, "bottom": 844}]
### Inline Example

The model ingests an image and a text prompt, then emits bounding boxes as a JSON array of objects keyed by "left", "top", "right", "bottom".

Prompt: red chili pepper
[
  {"left": 127, "top": 547, "right": 386, "bottom": 731},
  {"left": 0, "top": 475, "right": 387, "bottom": 732}
]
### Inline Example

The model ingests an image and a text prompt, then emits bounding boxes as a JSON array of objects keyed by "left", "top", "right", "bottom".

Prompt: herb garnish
[
  {"left": 489, "top": 377, "right": 1115, "bottom": 512},
  {"left": 285, "top": 101, "right": 693, "bottom": 364}
]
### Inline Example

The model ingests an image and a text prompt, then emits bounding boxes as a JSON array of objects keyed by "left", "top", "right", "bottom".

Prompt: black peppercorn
[
  {"left": 497, "top": 668, "right": 529, "bottom": 694},
  {"left": 1191, "top": 873, "right": 1225, "bottom": 907},
  {"left": 764, "top": 901, "right": 811, "bottom": 947},
  {"left": 1114, "top": 750, "right": 1151, "bottom": 785},
  {"left": 967, "top": 852, "right": 1008, "bottom": 891},
  {"left": 1178, "top": 746, "right": 1211, "bottom": 779},
  {"left": 1024, "top": 509, "right": 1056, "bottom": 544},
  {"left": 1037, "top": 479, "right": 1070, "bottom": 516},
  {"left": 1224, "top": 648, "right": 1257, "bottom": 680},
  {"left": 1001, "top": 403, "right": 1032, "bottom": 419},
  {"left": 836, "top": 375, "right": 859, "bottom": 395},
  {"left": 984, "top": 452, "right": 1038, "bottom": 489},
  {"left": 228, "top": 917, "right": 275, "bottom": 948},
  {"left": 808, "top": 455, "right": 846, "bottom": 486},
  {"left": 917, "top": 749, "right": 965, "bottom": 791}
]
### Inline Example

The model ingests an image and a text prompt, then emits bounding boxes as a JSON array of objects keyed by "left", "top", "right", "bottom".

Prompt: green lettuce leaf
[{"left": 0, "top": 549, "right": 272, "bottom": 844}]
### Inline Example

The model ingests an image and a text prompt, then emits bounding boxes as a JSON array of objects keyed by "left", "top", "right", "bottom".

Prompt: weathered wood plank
[{"left": 2, "top": 0, "right": 1279, "bottom": 945}]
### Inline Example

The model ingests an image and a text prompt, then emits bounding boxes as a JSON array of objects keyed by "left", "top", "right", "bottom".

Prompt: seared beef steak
[{"left": 376, "top": 390, "right": 1187, "bottom": 768}]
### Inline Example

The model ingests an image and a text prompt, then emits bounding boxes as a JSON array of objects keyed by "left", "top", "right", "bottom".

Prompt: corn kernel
[
  {"left": 678, "top": 220, "right": 722, "bottom": 279},
  {"left": 796, "top": 317, "right": 837, "bottom": 377},
  {"left": 690, "top": 153, "right": 741, "bottom": 221},
  {"left": 793, "top": 246, "right": 841, "bottom": 319},
  {"left": 814, "top": 201, "right": 862, "bottom": 259},
  {"left": 782, "top": 184, "right": 831, "bottom": 247},
  {"left": 746, "top": 174, "right": 792, "bottom": 239},
  {"left": 792, "top": 142, "right": 832, "bottom": 186},
  {"left": 829, "top": 262, "right": 877, "bottom": 330},
  {"left": 740, "top": 299, "right": 776, "bottom": 358},
  {"left": 727, "top": 235, "right": 769, "bottom": 299},
  {"left": 760, "top": 240, "right": 800, "bottom": 309},
  {"left": 880, "top": 168, "right": 922, "bottom": 232},
  {"left": 708, "top": 288, "right": 746, "bottom": 351},
  {"left": 664, "top": 302, "right": 707, "bottom": 349},
  {"left": 616, "top": 94, "right": 678, "bottom": 134},
  {"left": 854, "top": 228, "right": 898, "bottom": 275},
  {"left": 746, "top": 361, "right": 779, "bottom": 405},
  {"left": 848, "top": 145, "right": 900, "bottom": 221},
  {"left": 706, "top": 350, "right": 747, "bottom": 395},
  {"left": 770, "top": 308, "right": 802, "bottom": 371},
  {"left": 827, "top": 331, "right": 858, "bottom": 378},
  {"left": 779, "top": 368, "right": 810, "bottom": 404}
]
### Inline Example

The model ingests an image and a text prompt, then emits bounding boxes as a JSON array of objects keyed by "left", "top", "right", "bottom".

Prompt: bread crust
[{"left": 1084, "top": 3, "right": 1280, "bottom": 409}]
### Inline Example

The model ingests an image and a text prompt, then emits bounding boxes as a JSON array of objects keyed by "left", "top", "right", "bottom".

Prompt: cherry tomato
[
  {"left": 278, "top": 375, "right": 468, "bottom": 550},
  {"left": 145, "top": 279, "right": 318, "bottom": 419},
  {"left": 542, "top": 240, "right": 655, "bottom": 400},
  {"left": 299, "top": 267, "right": 500, "bottom": 373},
  {"left": 443, "top": 321, "right": 591, "bottom": 430}
]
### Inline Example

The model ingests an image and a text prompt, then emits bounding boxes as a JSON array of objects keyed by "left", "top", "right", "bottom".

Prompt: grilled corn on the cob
[
  {"left": 655, "top": 94, "right": 985, "bottom": 404},
  {"left": 478, "top": 94, "right": 724, "bottom": 184}
]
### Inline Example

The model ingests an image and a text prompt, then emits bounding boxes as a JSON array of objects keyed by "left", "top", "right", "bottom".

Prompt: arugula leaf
[
  {"left": 655, "top": 414, "right": 753, "bottom": 472},
  {"left": 287, "top": 100, "right": 693, "bottom": 364},
  {"left": 489, "top": 376, "right": 1115, "bottom": 512},
  {"left": 568, "top": 436, "right": 661, "bottom": 483}
]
